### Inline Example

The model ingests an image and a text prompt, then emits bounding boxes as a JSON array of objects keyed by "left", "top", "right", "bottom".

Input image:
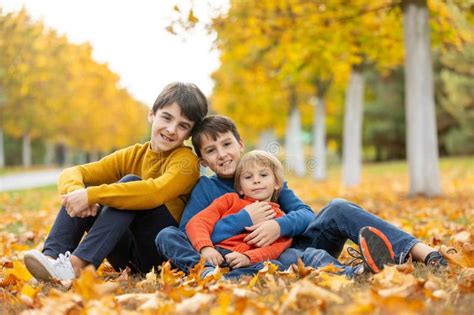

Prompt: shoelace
[
  {"left": 54, "top": 251, "right": 72, "bottom": 268},
  {"left": 346, "top": 247, "right": 365, "bottom": 267}
]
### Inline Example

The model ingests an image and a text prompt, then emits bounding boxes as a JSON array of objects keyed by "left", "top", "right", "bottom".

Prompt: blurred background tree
[
  {"left": 0, "top": 8, "right": 148, "bottom": 168},
  {"left": 168, "top": 0, "right": 473, "bottom": 196},
  {"left": 1, "top": 1, "right": 473, "bottom": 197}
]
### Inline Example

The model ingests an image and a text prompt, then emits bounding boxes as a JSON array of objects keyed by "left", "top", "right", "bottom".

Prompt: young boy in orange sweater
[
  {"left": 24, "top": 82, "right": 207, "bottom": 282},
  {"left": 159, "top": 150, "right": 291, "bottom": 278}
]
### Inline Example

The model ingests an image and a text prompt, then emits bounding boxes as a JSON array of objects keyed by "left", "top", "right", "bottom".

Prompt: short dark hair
[
  {"left": 152, "top": 82, "right": 208, "bottom": 124},
  {"left": 192, "top": 115, "right": 241, "bottom": 157}
]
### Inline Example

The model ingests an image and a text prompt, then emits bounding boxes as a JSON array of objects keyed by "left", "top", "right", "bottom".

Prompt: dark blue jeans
[
  {"left": 156, "top": 226, "right": 284, "bottom": 279},
  {"left": 278, "top": 198, "right": 420, "bottom": 268},
  {"left": 43, "top": 175, "right": 178, "bottom": 273}
]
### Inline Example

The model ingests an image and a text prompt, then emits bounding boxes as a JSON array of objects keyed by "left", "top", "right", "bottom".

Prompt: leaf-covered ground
[{"left": 1, "top": 157, "right": 473, "bottom": 314}]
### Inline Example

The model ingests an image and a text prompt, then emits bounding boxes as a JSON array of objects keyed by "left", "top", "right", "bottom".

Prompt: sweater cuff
[
  {"left": 66, "top": 184, "right": 85, "bottom": 194},
  {"left": 86, "top": 186, "right": 100, "bottom": 205},
  {"left": 245, "top": 251, "right": 260, "bottom": 264},
  {"left": 239, "top": 209, "right": 254, "bottom": 227},
  {"left": 193, "top": 240, "right": 214, "bottom": 253},
  {"left": 275, "top": 217, "right": 291, "bottom": 237}
]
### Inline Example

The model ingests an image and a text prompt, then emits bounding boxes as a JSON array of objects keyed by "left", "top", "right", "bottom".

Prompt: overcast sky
[{"left": 2, "top": 0, "right": 228, "bottom": 105}]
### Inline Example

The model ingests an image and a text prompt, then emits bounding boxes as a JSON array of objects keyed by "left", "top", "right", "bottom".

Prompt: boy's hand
[
  {"left": 244, "top": 220, "right": 281, "bottom": 247},
  {"left": 225, "top": 252, "right": 250, "bottom": 268},
  {"left": 77, "top": 204, "right": 99, "bottom": 218},
  {"left": 63, "top": 189, "right": 90, "bottom": 217},
  {"left": 200, "top": 247, "right": 224, "bottom": 266},
  {"left": 245, "top": 201, "right": 275, "bottom": 225}
]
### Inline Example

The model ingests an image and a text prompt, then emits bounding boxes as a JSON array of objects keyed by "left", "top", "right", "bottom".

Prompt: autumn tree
[
  {"left": 401, "top": 0, "right": 473, "bottom": 196},
  {"left": 0, "top": 8, "right": 148, "bottom": 167}
]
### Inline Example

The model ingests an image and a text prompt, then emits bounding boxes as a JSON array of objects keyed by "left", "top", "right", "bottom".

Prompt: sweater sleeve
[
  {"left": 186, "top": 194, "right": 234, "bottom": 252},
  {"left": 179, "top": 177, "right": 214, "bottom": 231},
  {"left": 210, "top": 208, "right": 253, "bottom": 244},
  {"left": 244, "top": 237, "right": 292, "bottom": 264},
  {"left": 86, "top": 148, "right": 199, "bottom": 210},
  {"left": 58, "top": 146, "right": 132, "bottom": 195},
  {"left": 274, "top": 182, "right": 315, "bottom": 237}
]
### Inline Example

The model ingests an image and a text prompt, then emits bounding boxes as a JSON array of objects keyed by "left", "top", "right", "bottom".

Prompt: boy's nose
[
  {"left": 216, "top": 148, "right": 226, "bottom": 158},
  {"left": 166, "top": 124, "right": 177, "bottom": 134}
]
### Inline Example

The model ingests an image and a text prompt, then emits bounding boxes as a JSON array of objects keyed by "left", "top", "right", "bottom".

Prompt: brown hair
[
  {"left": 234, "top": 150, "right": 285, "bottom": 202},
  {"left": 191, "top": 115, "right": 241, "bottom": 157},
  {"left": 152, "top": 82, "right": 208, "bottom": 125}
]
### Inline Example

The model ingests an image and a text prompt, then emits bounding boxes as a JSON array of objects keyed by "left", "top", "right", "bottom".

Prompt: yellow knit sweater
[{"left": 58, "top": 142, "right": 200, "bottom": 222}]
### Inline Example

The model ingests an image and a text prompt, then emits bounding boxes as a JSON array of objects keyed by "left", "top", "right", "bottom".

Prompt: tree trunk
[
  {"left": 285, "top": 89, "right": 305, "bottom": 177},
  {"left": 64, "top": 145, "right": 74, "bottom": 166},
  {"left": 89, "top": 149, "right": 99, "bottom": 162},
  {"left": 44, "top": 141, "right": 55, "bottom": 165},
  {"left": 342, "top": 66, "right": 365, "bottom": 187},
  {"left": 402, "top": 0, "right": 442, "bottom": 196},
  {"left": 22, "top": 132, "right": 32, "bottom": 167},
  {"left": 0, "top": 129, "right": 4, "bottom": 168},
  {"left": 312, "top": 96, "right": 326, "bottom": 180},
  {"left": 258, "top": 129, "right": 279, "bottom": 156}
]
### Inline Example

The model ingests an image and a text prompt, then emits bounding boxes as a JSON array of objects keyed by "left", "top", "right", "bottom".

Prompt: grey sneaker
[
  {"left": 24, "top": 250, "right": 76, "bottom": 281},
  {"left": 200, "top": 267, "right": 216, "bottom": 279}
]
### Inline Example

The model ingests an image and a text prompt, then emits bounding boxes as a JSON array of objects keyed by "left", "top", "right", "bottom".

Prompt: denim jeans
[
  {"left": 43, "top": 174, "right": 177, "bottom": 273},
  {"left": 278, "top": 198, "right": 420, "bottom": 268},
  {"left": 156, "top": 226, "right": 284, "bottom": 279}
]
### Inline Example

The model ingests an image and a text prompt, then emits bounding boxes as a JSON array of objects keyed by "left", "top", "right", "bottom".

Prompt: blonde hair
[{"left": 234, "top": 150, "right": 285, "bottom": 202}]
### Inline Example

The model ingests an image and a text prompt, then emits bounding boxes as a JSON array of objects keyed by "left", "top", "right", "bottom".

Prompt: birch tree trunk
[
  {"left": 22, "top": 132, "right": 32, "bottom": 167},
  {"left": 0, "top": 129, "right": 5, "bottom": 168},
  {"left": 285, "top": 89, "right": 305, "bottom": 177},
  {"left": 312, "top": 96, "right": 326, "bottom": 180},
  {"left": 402, "top": 0, "right": 442, "bottom": 196},
  {"left": 44, "top": 141, "right": 55, "bottom": 165},
  {"left": 342, "top": 67, "right": 365, "bottom": 187},
  {"left": 89, "top": 149, "right": 99, "bottom": 162},
  {"left": 258, "top": 129, "right": 279, "bottom": 156}
]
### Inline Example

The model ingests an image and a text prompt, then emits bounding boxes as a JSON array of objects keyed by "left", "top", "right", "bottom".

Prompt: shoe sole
[
  {"left": 359, "top": 226, "right": 395, "bottom": 273},
  {"left": 24, "top": 252, "right": 57, "bottom": 281}
]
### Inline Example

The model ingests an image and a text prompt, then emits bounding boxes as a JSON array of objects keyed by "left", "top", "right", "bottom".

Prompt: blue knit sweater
[{"left": 179, "top": 175, "right": 315, "bottom": 244}]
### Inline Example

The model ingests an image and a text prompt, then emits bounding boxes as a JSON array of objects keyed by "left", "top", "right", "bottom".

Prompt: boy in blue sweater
[{"left": 156, "top": 115, "right": 447, "bottom": 277}]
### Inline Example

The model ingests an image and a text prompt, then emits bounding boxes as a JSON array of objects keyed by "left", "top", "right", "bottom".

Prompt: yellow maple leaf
[
  {"left": 6, "top": 261, "right": 32, "bottom": 282},
  {"left": 317, "top": 273, "right": 352, "bottom": 292},
  {"left": 441, "top": 244, "right": 474, "bottom": 268},
  {"left": 72, "top": 265, "right": 118, "bottom": 301}
]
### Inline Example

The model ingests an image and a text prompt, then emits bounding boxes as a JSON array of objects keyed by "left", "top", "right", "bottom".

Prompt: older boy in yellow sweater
[{"left": 24, "top": 82, "right": 208, "bottom": 282}]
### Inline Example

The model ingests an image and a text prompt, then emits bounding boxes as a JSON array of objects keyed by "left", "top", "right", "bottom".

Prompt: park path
[{"left": 0, "top": 168, "right": 63, "bottom": 192}]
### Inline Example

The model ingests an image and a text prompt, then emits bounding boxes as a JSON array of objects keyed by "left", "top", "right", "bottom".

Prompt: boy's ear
[
  {"left": 239, "top": 138, "right": 245, "bottom": 152},
  {"left": 199, "top": 158, "right": 208, "bottom": 168},
  {"left": 147, "top": 109, "right": 154, "bottom": 124}
]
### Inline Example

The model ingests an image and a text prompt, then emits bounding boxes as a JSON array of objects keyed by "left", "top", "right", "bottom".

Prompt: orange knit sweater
[{"left": 186, "top": 192, "right": 292, "bottom": 264}]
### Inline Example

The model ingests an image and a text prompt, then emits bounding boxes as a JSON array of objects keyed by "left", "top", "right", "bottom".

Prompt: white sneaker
[{"left": 24, "top": 250, "right": 76, "bottom": 281}]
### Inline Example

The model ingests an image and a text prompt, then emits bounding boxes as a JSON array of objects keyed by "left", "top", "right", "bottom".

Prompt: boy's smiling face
[
  {"left": 239, "top": 162, "right": 278, "bottom": 202},
  {"left": 199, "top": 131, "right": 244, "bottom": 178},
  {"left": 148, "top": 103, "right": 194, "bottom": 153}
]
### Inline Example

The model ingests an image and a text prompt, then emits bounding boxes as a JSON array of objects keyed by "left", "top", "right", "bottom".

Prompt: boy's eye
[
  {"left": 205, "top": 148, "right": 215, "bottom": 154},
  {"left": 261, "top": 173, "right": 268, "bottom": 177},
  {"left": 223, "top": 142, "right": 231, "bottom": 147},
  {"left": 161, "top": 115, "right": 171, "bottom": 121},
  {"left": 179, "top": 124, "right": 190, "bottom": 130}
]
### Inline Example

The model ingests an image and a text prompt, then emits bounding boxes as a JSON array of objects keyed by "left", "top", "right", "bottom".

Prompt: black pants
[{"left": 43, "top": 174, "right": 177, "bottom": 273}]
